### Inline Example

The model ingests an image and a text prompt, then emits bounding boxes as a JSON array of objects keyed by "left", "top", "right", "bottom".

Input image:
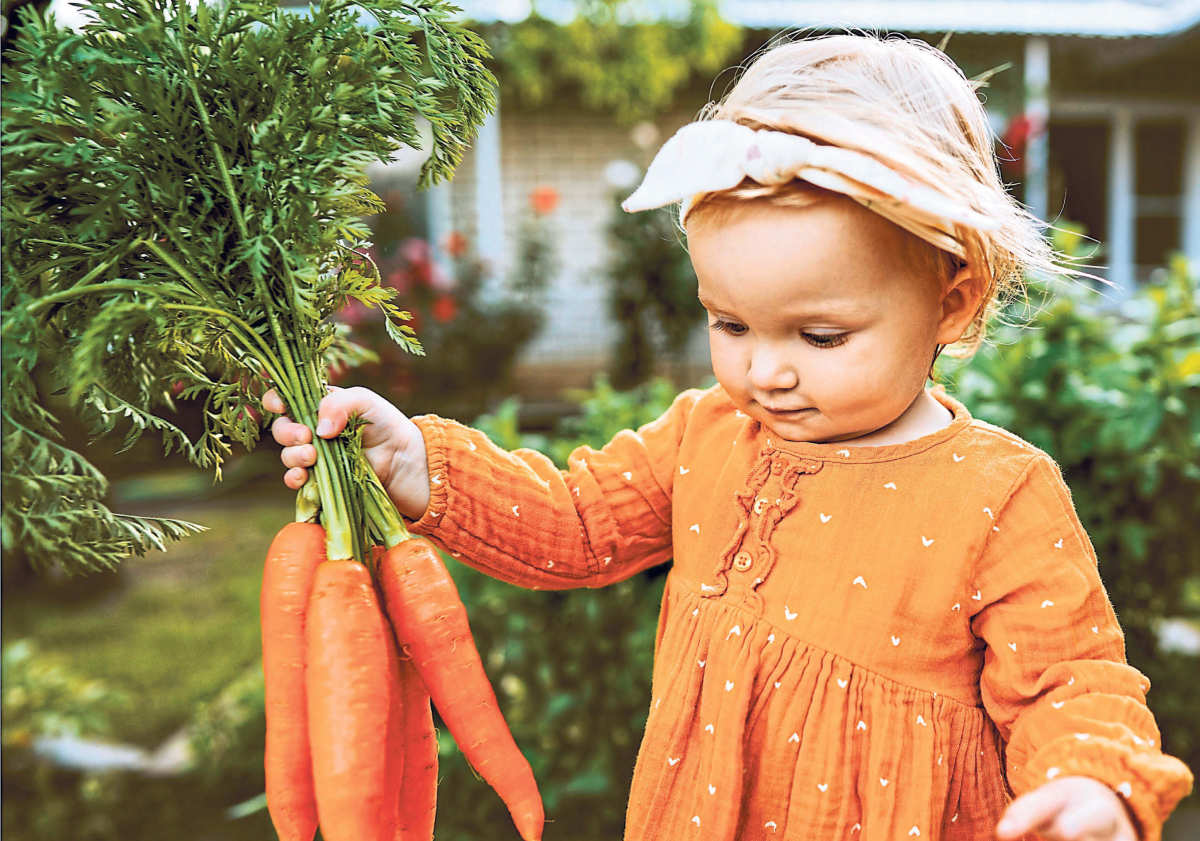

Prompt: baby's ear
[{"left": 936, "top": 267, "right": 986, "bottom": 345}]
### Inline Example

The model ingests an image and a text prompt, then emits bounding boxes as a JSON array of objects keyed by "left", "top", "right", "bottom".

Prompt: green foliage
[
  {"left": 1, "top": 493, "right": 287, "bottom": 746},
  {"left": 1, "top": 492, "right": 294, "bottom": 841},
  {"left": 606, "top": 196, "right": 706, "bottom": 388},
  {"left": 942, "top": 256, "right": 1200, "bottom": 777},
  {"left": 2, "top": 639, "right": 123, "bottom": 750},
  {"left": 187, "top": 662, "right": 266, "bottom": 796},
  {"left": 475, "top": 373, "right": 682, "bottom": 464},
  {"left": 481, "top": 0, "right": 744, "bottom": 122},
  {"left": 1, "top": 640, "right": 129, "bottom": 841},
  {"left": 432, "top": 555, "right": 665, "bottom": 839},
  {"left": 1, "top": 0, "right": 495, "bottom": 574}
]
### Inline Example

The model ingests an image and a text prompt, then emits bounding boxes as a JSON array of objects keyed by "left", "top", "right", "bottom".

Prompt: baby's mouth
[{"left": 760, "top": 406, "right": 815, "bottom": 418}]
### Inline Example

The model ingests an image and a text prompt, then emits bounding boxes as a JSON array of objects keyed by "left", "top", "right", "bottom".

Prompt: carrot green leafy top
[{"left": 1, "top": 0, "right": 495, "bottom": 575}]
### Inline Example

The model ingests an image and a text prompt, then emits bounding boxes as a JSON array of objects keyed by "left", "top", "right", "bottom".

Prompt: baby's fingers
[
  {"left": 262, "top": 388, "right": 288, "bottom": 415},
  {"left": 997, "top": 784, "right": 1069, "bottom": 839},
  {"left": 281, "top": 443, "right": 317, "bottom": 471},
  {"left": 278, "top": 440, "right": 317, "bottom": 490},
  {"left": 270, "top": 413, "right": 313, "bottom": 448},
  {"left": 1046, "top": 805, "right": 1127, "bottom": 840}
]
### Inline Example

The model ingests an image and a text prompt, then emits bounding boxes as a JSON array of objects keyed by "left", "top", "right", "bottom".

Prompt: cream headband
[{"left": 622, "top": 120, "right": 998, "bottom": 259}]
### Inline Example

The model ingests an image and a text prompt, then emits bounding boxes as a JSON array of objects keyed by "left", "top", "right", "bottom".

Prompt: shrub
[
  {"left": 605, "top": 197, "right": 706, "bottom": 389},
  {"left": 339, "top": 192, "right": 554, "bottom": 423},
  {"left": 1, "top": 640, "right": 125, "bottom": 841},
  {"left": 187, "top": 662, "right": 267, "bottom": 799}
]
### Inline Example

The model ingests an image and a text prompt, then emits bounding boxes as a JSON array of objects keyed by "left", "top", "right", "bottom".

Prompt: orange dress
[{"left": 407, "top": 385, "right": 1193, "bottom": 841}]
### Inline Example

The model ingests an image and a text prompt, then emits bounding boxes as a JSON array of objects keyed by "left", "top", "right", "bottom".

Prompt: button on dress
[{"left": 407, "top": 385, "right": 1193, "bottom": 840}]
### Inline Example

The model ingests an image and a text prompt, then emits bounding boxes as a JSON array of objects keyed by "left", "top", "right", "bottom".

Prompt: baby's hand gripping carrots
[
  {"left": 305, "top": 559, "right": 406, "bottom": 841},
  {"left": 378, "top": 537, "right": 544, "bottom": 841},
  {"left": 260, "top": 522, "right": 326, "bottom": 841}
]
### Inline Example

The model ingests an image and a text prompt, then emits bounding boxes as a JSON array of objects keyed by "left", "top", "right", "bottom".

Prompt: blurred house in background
[{"left": 296, "top": 0, "right": 1200, "bottom": 400}]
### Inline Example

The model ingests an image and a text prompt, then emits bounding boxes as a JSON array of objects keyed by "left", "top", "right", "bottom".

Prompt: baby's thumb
[{"left": 314, "top": 385, "right": 376, "bottom": 439}]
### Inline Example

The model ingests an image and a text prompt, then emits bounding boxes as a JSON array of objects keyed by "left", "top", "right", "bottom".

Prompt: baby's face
[{"left": 689, "top": 197, "right": 952, "bottom": 444}]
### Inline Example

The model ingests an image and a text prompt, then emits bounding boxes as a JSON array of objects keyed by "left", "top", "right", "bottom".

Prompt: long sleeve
[
  {"left": 970, "top": 455, "right": 1193, "bottom": 840},
  {"left": 403, "top": 388, "right": 710, "bottom": 591}
]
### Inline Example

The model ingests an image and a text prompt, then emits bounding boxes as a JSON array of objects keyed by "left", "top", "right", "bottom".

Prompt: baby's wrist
[{"left": 389, "top": 422, "right": 432, "bottom": 521}]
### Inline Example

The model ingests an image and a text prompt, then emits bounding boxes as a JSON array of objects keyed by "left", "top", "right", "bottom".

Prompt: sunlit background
[{"left": 2, "top": 1, "right": 1198, "bottom": 839}]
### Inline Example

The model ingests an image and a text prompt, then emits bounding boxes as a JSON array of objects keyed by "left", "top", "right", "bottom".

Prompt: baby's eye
[
  {"left": 803, "top": 332, "right": 848, "bottom": 348},
  {"left": 708, "top": 319, "right": 748, "bottom": 336}
]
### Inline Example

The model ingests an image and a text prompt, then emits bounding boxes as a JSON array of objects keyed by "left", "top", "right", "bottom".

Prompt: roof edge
[{"left": 448, "top": 0, "right": 1200, "bottom": 38}]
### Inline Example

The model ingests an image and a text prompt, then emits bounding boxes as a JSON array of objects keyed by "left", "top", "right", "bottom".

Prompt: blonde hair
[{"left": 685, "top": 33, "right": 1059, "bottom": 357}]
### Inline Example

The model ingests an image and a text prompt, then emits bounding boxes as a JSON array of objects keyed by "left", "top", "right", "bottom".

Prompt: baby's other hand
[
  {"left": 995, "top": 775, "right": 1138, "bottom": 841},
  {"left": 263, "top": 386, "right": 431, "bottom": 521}
]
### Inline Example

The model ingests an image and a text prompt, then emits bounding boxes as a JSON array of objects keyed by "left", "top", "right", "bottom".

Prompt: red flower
[
  {"left": 999, "top": 113, "right": 1040, "bottom": 178},
  {"left": 401, "top": 237, "right": 430, "bottom": 265},
  {"left": 431, "top": 293, "right": 458, "bottom": 323},
  {"left": 444, "top": 231, "right": 469, "bottom": 258},
  {"left": 530, "top": 185, "right": 560, "bottom": 216}
]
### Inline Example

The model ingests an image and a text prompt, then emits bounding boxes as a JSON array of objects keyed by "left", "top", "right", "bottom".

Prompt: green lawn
[{"left": 2, "top": 482, "right": 295, "bottom": 747}]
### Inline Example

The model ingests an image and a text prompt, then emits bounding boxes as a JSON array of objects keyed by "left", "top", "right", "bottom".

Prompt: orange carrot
[
  {"left": 305, "top": 559, "right": 403, "bottom": 841},
  {"left": 374, "top": 543, "right": 438, "bottom": 841},
  {"left": 378, "top": 538, "right": 544, "bottom": 841},
  {"left": 396, "top": 652, "right": 438, "bottom": 840},
  {"left": 373, "top": 545, "right": 410, "bottom": 841},
  {"left": 382, "top": 605, "right": 407, "bottom": 841},
  {"left": 261, "top": 521, "right": 326, "bottom": 841}
]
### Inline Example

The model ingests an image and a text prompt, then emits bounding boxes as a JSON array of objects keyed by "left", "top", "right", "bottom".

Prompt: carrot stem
[
  {"left": 177, "top": 19, "right": 363, "bottom": 564},
  {"left": 296, "top": 479, "right": 321, "bottom": 524},
  {"left": 362, "top": 474, "right": 410, "bottom": 550}
]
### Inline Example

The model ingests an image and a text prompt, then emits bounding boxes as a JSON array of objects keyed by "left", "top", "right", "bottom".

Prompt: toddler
[{"left": 265, "top": 33, "right": 1193, "bottom": 841}]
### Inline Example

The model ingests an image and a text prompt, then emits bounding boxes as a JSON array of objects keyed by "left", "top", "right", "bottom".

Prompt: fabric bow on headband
[{"left": 622, "top": 120, "right": 997, "bottom": 258}]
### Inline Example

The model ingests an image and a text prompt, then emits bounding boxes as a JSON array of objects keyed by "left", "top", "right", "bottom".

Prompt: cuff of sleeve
[
  {"left": 405, "top": 414, "right": 451, "bottom": 536},
  {"left": 1016, "top": 736, "right": 1195, "bottom": 841}
]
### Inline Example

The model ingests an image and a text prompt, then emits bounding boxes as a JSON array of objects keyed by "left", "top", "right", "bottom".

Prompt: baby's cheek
[
  {"left": 815, "top": 350, "right": 904, "bottom": 414},
  {"left": 708, "top": 342, "right": 748, "bottom": 391}
]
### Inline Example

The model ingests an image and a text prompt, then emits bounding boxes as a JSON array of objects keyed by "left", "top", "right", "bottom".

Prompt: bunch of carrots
[
  {"left": 3, "top": 0, "right": 536, "bottom": 835},
  {"left": 261, "top": 502, "right": 544, "bottom": 841}
]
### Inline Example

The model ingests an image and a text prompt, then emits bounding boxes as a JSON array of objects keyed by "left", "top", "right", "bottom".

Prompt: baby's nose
[{"left": 748, "top": 345, "right": 799, "bottom": 391}]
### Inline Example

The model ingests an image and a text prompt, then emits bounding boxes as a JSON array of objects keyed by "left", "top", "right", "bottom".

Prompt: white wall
[{"left": 446, "top": 111, "right": 707, "bottom": 398}]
